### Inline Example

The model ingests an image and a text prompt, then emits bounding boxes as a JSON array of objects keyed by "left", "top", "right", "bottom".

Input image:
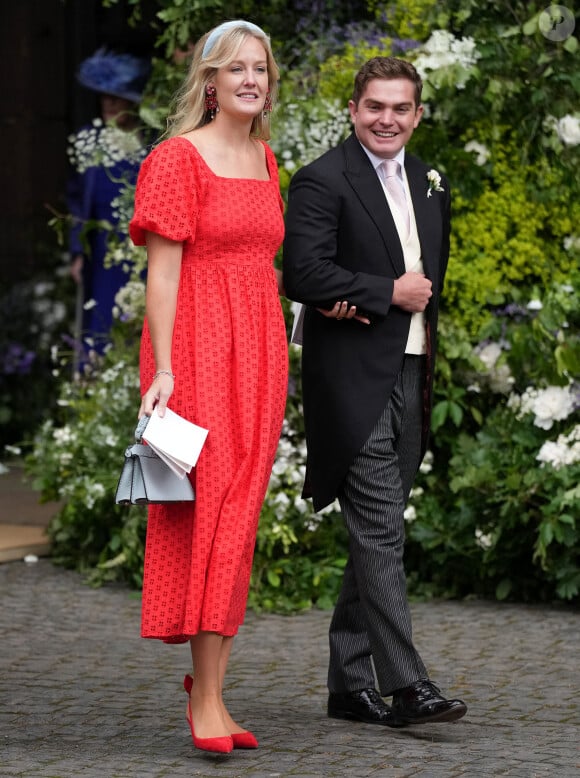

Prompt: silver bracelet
[{"left": 153, "top": 370, "right": 175, "bottom": 380}]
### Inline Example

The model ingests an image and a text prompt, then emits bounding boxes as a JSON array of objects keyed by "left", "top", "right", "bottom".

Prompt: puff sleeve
[{"left": 130, "top": 138, "right": 199, "bottom": 246}]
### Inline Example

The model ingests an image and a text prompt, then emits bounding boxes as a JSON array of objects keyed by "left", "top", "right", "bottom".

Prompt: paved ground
[{"left": 1, "top": 557, "right": 579, "bottom": 778}]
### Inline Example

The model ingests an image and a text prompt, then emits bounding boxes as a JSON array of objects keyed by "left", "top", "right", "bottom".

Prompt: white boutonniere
[{"left": 426, "top": 169, "right": 444, "bottom": 197}]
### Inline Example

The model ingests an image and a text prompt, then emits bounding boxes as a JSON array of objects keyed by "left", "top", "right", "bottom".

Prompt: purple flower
[
  {"left": 3, "top": 343, "right": 36, "bottom": 375},
  {"left": 493, "top": 303, "right": 529, "bottom": 320}
]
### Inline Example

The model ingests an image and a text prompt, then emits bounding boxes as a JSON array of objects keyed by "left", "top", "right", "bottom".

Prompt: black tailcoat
[{"left": 283, "top": 133, "right": 450, "bottom": 511}]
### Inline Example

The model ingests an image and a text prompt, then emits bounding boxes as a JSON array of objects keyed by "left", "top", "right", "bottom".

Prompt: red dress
[{"left": 129, "top": 137, "right": 288, "bottom": 641}]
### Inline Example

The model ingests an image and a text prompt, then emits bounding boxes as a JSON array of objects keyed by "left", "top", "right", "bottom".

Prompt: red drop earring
[
  {"left": 263, "top": 90, "right": 272, "bottom": 116},
  {"left": 204, "top": 85, "right": 218, "bottom": 119}
]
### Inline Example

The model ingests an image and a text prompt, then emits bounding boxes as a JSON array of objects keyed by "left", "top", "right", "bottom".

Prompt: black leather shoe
[
  {"left": 391, "top": 679, "right": 467, "bottom": 724},
  {"left": 328, "top": 688, "right": 405, "bottom": 727}
]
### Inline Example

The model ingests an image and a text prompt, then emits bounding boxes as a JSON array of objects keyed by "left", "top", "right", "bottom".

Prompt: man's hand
[
  {"left": 317, "top": 300, "right": 371, "bottom": 324},
  {"left": 392, "top": 272, "right": 432, "bottom": 312}
]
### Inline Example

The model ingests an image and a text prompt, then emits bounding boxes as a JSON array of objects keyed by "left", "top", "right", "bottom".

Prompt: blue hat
[{"left": 77, "top": 48, "right": 151, "bottom": 103}]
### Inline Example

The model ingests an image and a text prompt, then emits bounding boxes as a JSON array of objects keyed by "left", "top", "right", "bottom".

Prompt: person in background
[
  {"left": 67, "top": 48, "right": 151, "bottom": 355},
  {"left": 130, "top": 21, "right": 288, "bottom": 754},
  {"left": 283, "top": 56, "right": 467, "bottom": 729}
]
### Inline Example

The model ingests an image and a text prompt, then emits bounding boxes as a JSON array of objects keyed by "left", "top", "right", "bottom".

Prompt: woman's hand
[
  {"left": 139, "top": 372, "right": 174, "bottom": 419},
  {"left": 317, "top": 300, "right": 370, "bottom": 324}
]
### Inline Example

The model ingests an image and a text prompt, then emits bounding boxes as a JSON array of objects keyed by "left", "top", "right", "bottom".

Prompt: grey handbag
[{"left": 115, "top": 416, "right": 195, "bottom": 505}]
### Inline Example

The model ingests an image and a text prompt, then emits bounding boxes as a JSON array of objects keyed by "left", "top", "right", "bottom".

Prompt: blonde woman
[{"left": 130, "top": 21, "right": 287, "bottom": 754}]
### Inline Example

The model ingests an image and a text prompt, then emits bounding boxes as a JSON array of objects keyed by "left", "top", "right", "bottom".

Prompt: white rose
[
  {"left": 563, "top": 235, "right": 580, "bottom": 251},
  {"left": 537, "top": 440, "right": 569, "bottom": 469},
  {"left": 425, "top": 30, "right": 453, "bottom": 54},
  {"left": 475, "top": 529, "right": 493, "bottom": 550},
  {"left": 476, "top": 342, "right": 502, "bottom": 370},
  {"left": 531, "top": 386, "right": 576, "bottom": 430},
  {"left": 526, "top": 299, "right": 543, "bottom": 311},
  {"left": 464, "top": 140, "right": 490, "bottom": 166},
  {"left": 556, "top": 115, "right": 580, "bottom": 146},
  {"left": 488, "top": 364, "right": 515, "bottom": 395}
]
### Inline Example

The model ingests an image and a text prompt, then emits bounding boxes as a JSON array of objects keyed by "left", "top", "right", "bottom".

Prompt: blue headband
[{"left": 202, "top": 20, "right": 267, "bottom": 59}]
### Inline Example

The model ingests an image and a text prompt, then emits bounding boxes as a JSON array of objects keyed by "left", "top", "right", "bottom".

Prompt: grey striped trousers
[{"left": 328, "top": 355, "right": 428, "bottom": 697}]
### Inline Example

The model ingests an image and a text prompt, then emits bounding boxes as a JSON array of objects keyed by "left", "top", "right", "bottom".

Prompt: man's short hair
[{"left": 352, "top": 57, "right": 423, "bottom": 107}]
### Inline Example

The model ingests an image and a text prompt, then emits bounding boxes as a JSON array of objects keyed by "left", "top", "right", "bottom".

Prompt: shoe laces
[
  {"left": 413, "top": 679, "right": 442, "bottom": 698},
  {"left": 362, "top": 688, "right": 384, "bottom": 704}
]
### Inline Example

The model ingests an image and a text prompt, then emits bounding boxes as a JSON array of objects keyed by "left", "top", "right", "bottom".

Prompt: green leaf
[
  {"left": 471, "top": 407, "right": 483, "bottom": 425},
  {"left": 431, "top": 401, "right": 448, "bottom": 432},
  {"left": 496, "top": 579, "right": 512, "bottom": 600},
  {"left": 267, "top": 569, "right": 281, "bottom": 588},
  {"left": 539, "top": 522, "right": 554, "bottom": 547},
  {"left": 98, "top": 552, "right": 126, "bottom": 570},
  {"left": 449, "top": 402, "right": 463, "bottom": 427},
  {"left": 557, "top": 513, "right": 575, "bottom": 526},
  {"left": 522, "top": 15, "right": 540, "bottom": 36}
]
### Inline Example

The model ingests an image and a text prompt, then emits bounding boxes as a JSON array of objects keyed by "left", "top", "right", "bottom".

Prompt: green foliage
[
  {"left": 445, "top": 141, "right": 578, "bottom": 335},
  {"left": 0, "top": 254, "right": 72, "bottom": 449},
  {"left": 25, "top": 332, "right": 147, "bottom": 588},
  {"left": 250, "top": 372, "right": 349, "bottom": 612},
  {"left": 406, "top": 275, "right": 580, "bottom": 602}
]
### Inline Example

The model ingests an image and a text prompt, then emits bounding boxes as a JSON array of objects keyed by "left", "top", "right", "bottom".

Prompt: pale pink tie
[{"left": 381, "top": 159, "right": 409, "bottom": 236}]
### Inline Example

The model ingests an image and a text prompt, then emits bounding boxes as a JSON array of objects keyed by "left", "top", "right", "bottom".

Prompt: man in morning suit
[{"left": 283, "top": 57, "right": 467, "bottom": 727}]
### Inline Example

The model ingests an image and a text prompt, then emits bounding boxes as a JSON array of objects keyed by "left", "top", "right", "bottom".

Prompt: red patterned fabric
[{"left": 130, "top": 137, "right": 288, "bottom": 641}]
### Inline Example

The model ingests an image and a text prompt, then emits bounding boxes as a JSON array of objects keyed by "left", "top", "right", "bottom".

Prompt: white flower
[
  {"left": 404, "top": 505, "right": 417, "bottom": 522},
  {"left": 536, "top": 425, "right": 580, "bottom": 469},
  {"left": 414, "top": 30, "right": 480, "bottom": 88},
  {"left": 53, "top": 426, "right": 75, "bottom": 445},
  {"left": 319, "top": 498, "right": 341, "bottom": 516},
  {"left": 556, "top": 114, "right": 580, "bottom": 146},
  {"left": 526, "top": 299, "right": 543, "bottom": 311},
  {"left": 114, "top": 279, "right": 145, "bottom": 322},
  {"left": 563, "top": 235, "right": 580, "bottom": 252},
  {"left": 517, "top": 385, "right": 576, "bottom": 430},
  {"left": 274, "top": 491, "right": 291, "bottom": 507},
  {"left": 475, "top": 529, "right": 493, "bottom": 550},
  {"left": 426, "top": 169, "right": 444, "bottom": 197},
  {"left": 419, "top": 450, "right": 434, "bottom": 474},
  {"left": 476, "top": 342, "right": 502, "bottom": 370},
  {"left": 464, "top": 140, "right": 490, "bottom": 166},
  {"left": 67, "top": 120, "right": 146, "bottom": 173},
  {"left": 488, "top": 364, "right": 515, "bottom": 395}
]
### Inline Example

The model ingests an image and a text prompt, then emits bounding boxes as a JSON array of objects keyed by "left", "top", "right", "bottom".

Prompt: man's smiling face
[{"left": 348, "top": 77, "right": 424, "bottom": 159}]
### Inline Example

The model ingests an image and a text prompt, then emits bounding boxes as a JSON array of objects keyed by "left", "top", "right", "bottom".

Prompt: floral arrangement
[
  {"left": 412, "top": 29, "right": 480, "bottom": 92},
  {"left": 67, "top": 119, "right": 146, "bottom": 173},
  {"left": 426, "top": 169, "right": 444, "bottom": 197}
]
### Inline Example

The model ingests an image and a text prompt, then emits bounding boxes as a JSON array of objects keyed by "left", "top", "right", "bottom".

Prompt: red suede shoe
[
  {"left": 183, "top": 675, "right": 233, "bottom": 753},
  {"left": 183, "top": 674, "right": 258, "bottom": 749}
]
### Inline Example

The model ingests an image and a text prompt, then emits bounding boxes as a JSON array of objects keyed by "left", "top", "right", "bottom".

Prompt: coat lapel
[
  {"left": 342, "top": 134, "right": 407, "bottom": 277},
  {"left": 405, "top": 155, "right": 440, "bottom": 282}
]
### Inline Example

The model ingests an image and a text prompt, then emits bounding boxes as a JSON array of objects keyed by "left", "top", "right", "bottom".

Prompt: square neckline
[{"left": 173, "top": 136, "right": 273, "bottom": 183}]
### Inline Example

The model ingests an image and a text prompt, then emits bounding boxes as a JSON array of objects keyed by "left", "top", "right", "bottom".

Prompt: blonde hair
[{"left": 167, "top": 23, "right": 279, "bottom": 140}]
